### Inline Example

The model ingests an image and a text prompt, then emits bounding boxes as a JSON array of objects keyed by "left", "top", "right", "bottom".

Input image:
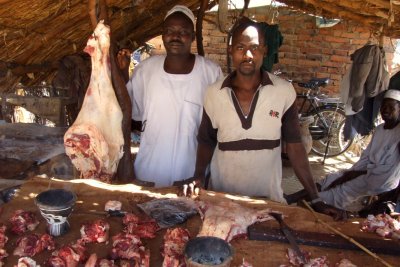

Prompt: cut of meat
[
  {"left": 336, "top": 259, "right": 357, "bottom": 267},
  {"left": 161, "top": 228, "right": 190, "bottom": 267},
  {"left": 197, "top": 200, "right": 274, "bottom": 242},
  {"left": 79, "top": 219, "right": 110, "bottom": 243},
  {"left": 48, "top": 242, "right": 87, "bottom": 267},
  {"left": 9, "top": 210, "right": 39, "bottom": 235},
  {"left": 0, "top": 224, "right": 7, "bottom": 248},
  {"left": 16, "top": 256, "right": 39, "bottom": 267},
  {"left": 105, "top": 200, "right": 122, "bottom": 211},
  {"left": 122, "top": 213, "right": 159, "bottom": 239},
  {"left": 83, "top": 254, "right": 117, "bottom": 267},
  {"left": 286, "top": 248, "right": 330, "bottom": 267},
  {"left": 0, "top": 223, "right": 8, "bottom": 266},
  {"left": 239, "top": 258, "right": 253, "bottom": 267},
  {"left": 110, "top": 232, "right": 149, "bottom": 266},
  {"left": 64, "top": 20, "right": 124, "bottom": 183},
  {"left": 361, "top": 214, "right": 400, "bottom": 239},
  {"left": 13, "top": 234, "right": 55, "bottom": 257}
]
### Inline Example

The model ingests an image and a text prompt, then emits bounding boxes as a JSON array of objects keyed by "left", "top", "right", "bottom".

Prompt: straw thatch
[{"left": 0, "top": 0, "right": 399, "bottom": 92}]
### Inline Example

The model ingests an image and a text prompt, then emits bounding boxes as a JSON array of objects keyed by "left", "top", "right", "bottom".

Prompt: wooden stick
[{"left": 302, "top": 200, "right": 393, "bottom": 267}]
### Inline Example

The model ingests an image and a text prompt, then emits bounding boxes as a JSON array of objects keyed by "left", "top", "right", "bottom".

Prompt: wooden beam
[
  {"left": 365, "top": 0, "right": 400, "bottom": 13},
  {"left": 322, "top": 0, "right": 389, "bottom": 20},
  {"left": 303, "top": 0, "right": 384, "bottom": 26}
]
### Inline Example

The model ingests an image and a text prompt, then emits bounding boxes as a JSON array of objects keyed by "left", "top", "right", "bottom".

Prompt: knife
[
  {"left": 269, "top": 212, "right": 307, "bottom": 264},
  {"left": 75, "top": 209, "right": 128, "bottom": 217}
]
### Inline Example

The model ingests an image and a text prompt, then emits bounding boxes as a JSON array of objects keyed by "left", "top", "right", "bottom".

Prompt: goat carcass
[
  {"left": 64, "top": 21, "right": 124, "bottom": 183},
  {"left": 197, "top": 200, "right": 274, "bottom": 242}
]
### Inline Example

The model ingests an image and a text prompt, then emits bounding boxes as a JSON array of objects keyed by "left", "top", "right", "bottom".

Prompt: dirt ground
[{"left": 281, "top": 152, "right": 358, "bottom": 194}]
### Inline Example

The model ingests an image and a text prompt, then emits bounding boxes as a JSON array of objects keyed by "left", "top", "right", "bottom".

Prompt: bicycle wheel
[{"left": 310, "top": 106, "right": 353, "bottom": 157}]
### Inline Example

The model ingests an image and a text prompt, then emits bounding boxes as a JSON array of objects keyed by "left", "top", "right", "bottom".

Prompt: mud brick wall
[{"left": 148, "top": 6, "right": 397, "bottom": 96}]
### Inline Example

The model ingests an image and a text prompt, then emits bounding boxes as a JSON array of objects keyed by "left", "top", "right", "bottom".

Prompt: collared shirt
[{"left": 197, "top": 71, "right": 301, "bottom": 202}]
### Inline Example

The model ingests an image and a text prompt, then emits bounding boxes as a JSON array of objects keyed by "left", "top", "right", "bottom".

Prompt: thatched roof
[{"left": 0, "top": 0, "right": 399, "bottom": 92}]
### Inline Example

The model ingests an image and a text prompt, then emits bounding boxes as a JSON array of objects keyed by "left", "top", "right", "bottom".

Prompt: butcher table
[{"left": 0, "top": 177, "right": 399, "bottom": 267}]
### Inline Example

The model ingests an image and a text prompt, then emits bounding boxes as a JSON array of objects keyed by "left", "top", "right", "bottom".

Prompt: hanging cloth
[{"left": 258, "top": 22, "right": 283, "bottom": 72}]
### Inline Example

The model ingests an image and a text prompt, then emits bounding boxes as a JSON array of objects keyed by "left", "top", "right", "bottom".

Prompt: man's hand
[
  {"left": 312, "top": 201, "right": 347, "bottom": 221},
  {"left": 173, "top": 177, "right": 204, "bottom": 197},
  {"left": 117, "top": 48, "right": 131, "bottom": 71}
]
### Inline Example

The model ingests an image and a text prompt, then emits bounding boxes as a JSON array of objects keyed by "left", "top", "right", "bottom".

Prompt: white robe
[
  {"left": 126, "top": 55, "right": 222, "bottom": 186},
  {"left": 319, "top": 123, "right": 400, "bottom": 212}
]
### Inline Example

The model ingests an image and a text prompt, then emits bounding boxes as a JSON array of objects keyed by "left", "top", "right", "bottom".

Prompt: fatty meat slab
[
  {"left": 197, "top": 200, "right": 274, "bottom": 242},
  {"left": 64, "top": 20, "right": 124, "bottom": 183}
]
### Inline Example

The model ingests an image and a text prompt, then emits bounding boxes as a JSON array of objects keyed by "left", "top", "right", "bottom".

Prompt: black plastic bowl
[
  {"left": 185, "top": 237, "right": 233, "bottom": 266},
  {"left": 35, "top": 189, "right": 76, "bottom": 211}
]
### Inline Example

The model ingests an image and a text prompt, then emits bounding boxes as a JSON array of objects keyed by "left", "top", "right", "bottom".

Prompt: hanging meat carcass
[{"left": 64, "top": 21, "right": 124, "bottom": 183}]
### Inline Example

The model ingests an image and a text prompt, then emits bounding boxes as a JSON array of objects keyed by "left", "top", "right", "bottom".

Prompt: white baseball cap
[
  {"left": 384, "top": 89, "right": 400, "bottom": 102},
  {"left": 165, "top": 5, "right": 196, "bottom": 26}
]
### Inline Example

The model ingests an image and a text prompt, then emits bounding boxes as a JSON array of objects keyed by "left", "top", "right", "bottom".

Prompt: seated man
[{"left": 287, "top": 89, "right": 400, "bottom": 213}]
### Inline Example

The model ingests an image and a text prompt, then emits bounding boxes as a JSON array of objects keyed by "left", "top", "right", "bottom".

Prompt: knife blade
[
  {"left": 76, "top": 209, "right": 128, "bottom": 217},
  {"left": 269, "top": 212, "right": 307, "bottom": 264}
]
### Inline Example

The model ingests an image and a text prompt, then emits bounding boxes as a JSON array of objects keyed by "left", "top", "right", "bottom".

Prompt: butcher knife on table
[{"left": 269, "top": 212, "right": 307, "bottom": 264}]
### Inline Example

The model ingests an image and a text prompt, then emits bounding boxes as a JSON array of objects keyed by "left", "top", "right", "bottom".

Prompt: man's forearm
[
  {"left": 194, "top": 143, "right": 215, "bottom": 178},
  {"left": 286, "top": 142, "right": 319, "bottom": 200}
]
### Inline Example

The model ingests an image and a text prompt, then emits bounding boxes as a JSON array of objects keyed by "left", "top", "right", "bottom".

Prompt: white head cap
[
  {"left": 164, "top": 5, "right": 195, "bottom": 26},
  {"left": 384, "top": 89, "right": 400, "bottom": 102}
]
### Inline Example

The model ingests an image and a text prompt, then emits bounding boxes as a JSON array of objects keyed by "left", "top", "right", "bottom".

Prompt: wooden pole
[{"left": 196, "top": 0, "right": 208, "bottom": 56}]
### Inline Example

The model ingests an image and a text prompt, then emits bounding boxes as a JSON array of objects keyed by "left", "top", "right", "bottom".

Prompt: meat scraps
[
  {"left": 13, "top": 233, "right": 55, "bottom": 257},
  {"left": 197, "top": 200, "right": 274, "bottom": 242},
  {"left": 110, "top": 232, "right": 149, "bottom": 266},
  {"left": 48, "top": 241, "right": 87, "bottom": 267},
  {"left": 64, "top": 20, "right": 124, "bottom": 183},
  {"left": 9, "top": 210, "right": 39, "bottom": 235},
  {"left": 282, "top": 248, "right": 357, "bottom": 267},
  {"left": 84, "top": 254, "right": 117, "bottom": 267},
  {"left": 79, "top": 219, "right": 110, "bottom": 244},
  {"left": 161, "top": 228, "right": 191, "bottom": 267},
  {"left": 0, "top": 223, "right": 8, "bottom": 266},
  {"left": 361, "top": 214, "right": 400, "bottom": 239},
  {"left": 16, "top": 256, "right": 39, "bottom": 267},
  {"left": 123, "top": 213, "right": 159, "bottom": 239}
]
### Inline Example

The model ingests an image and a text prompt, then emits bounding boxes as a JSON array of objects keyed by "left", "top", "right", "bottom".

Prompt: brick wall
[{"left": 148, "top": 6, "right": 396, "bottom": 96}]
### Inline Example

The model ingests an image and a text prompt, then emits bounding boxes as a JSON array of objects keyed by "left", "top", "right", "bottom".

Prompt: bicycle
[{"left": 296, "top": 78, "right": 353, "bottom": 157}]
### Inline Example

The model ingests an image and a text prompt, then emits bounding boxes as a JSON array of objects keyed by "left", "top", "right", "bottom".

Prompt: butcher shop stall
[{"left": 1, "top": 0, "right": 400, "bottom": 267}]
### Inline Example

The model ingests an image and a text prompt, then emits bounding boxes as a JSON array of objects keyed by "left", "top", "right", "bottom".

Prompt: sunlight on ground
[{"left": 282, "top": 151, "right": 360, "bottom": 194}]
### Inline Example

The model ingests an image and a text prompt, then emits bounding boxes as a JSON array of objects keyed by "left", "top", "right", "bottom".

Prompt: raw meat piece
[
  {"left": 84, "top": 254, "right": 117, "bottom": 267},
  {"left": 79, "top": 219, "right": 110, "bottom": 243},
  {"left": 123, "top": 213, "right": 159, "bottom": 239},
  {"left": 0, "top": 224, "right": 7, "bottom": 248},
  {"left": 161, "top": 228, "right": 190, "bottom": 267},
  {"left": 9, "top": 210, "right": 39, "bottom": 235},
  {"left": 361, "top": 214, "right": 400, "bottom": 239},
  {"left": 47, "top": 256, "right": 67, "bottom": 267},
  {"left": 286, "top": 248, "right": 329, "bottom": 267},
  {"left": 239, "top": 258, "right": 253, "bottom": 267},
  {"left": 48, "top": 242, "right": 87, "bottom": 267},
  {"left": 197, "top": 200, "right": 274, "bottom": 242},
  {"left": 16, "top": 257, "right": 39, "bottom": 267},
  {"left": 13, "top": 234, "right": 55, "bottom": 257},
  {"left": 110, "top": 233, "right": 149, "bottom": 266},
  {"left": 0, "top": 223, "right": 8, "bottom": 266},
  {"left": 64, "top": 20, "right": 124, "bottom": 183},
  {"left": 336, "top": 259, "right": 357, "bottom": 267},
  {"left": 105, "top": 200, "right": 122, "bottom": 211}
]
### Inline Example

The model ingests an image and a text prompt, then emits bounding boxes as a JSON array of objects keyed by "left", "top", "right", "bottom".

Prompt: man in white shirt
[{"left": 125, "top": 5, "right": 222, "bottom": 186}]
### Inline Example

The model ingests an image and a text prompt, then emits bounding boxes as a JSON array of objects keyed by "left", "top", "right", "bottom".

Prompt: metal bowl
[{"left": 185, "top": 237, "right": 233, "bottom": 267}]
